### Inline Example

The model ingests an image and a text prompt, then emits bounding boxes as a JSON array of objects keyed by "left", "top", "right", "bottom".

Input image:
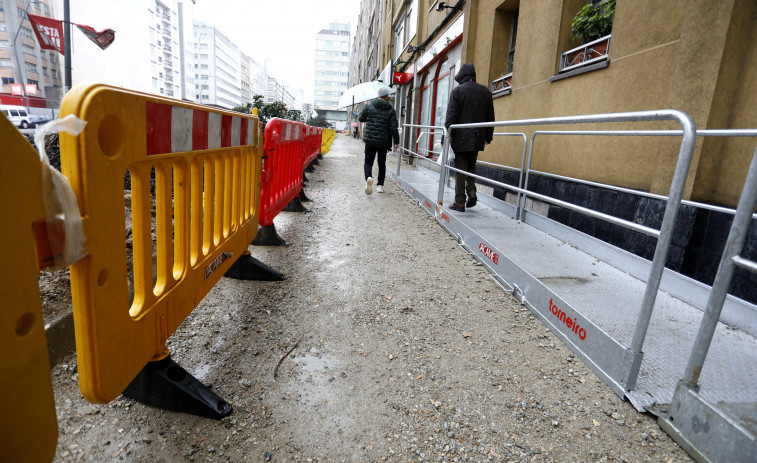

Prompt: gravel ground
[{"left": 44, "top": 135, "right": 692, "bottom": 462}]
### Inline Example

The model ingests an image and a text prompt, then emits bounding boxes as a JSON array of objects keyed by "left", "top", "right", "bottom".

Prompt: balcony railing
[
  {"left": 490, "top": 73, "right": 512, "bottom": 96},
  {"left": 559, "top": 34, "right": 611, "bottom": 73}
]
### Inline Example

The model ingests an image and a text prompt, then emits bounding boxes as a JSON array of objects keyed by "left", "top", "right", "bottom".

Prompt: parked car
[
  {"left": 0, "top": 106, "right": 32, "bottom": 129},
  {"left": 30, "top": 114, "right": 54, "bottom": 127}
]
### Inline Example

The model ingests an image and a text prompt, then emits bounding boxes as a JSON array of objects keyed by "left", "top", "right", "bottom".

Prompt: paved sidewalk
[{"left": 47, "top": 134, "right": 692, "bottom": 462}]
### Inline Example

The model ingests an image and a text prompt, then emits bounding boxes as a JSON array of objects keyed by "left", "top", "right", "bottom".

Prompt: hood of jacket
[
  {"left": 455, "top": 64, "right": 476, "bottom": 84},
  {"left": 372, "top": 98, "right": 393, "bottom": 110}
]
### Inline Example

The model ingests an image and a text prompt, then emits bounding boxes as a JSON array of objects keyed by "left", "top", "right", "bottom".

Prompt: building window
[
  {"left": 0, "top": 24, "right": 6, "bottom": 32},
  {"left": 20, "top": 27, "right": 34, "bottom": 39},
  {"left": 27, "top": 79, "right": 38, "bottom": 86},
  {"left": 42, "top": 66, "right": 48, "bottom": 76},
  {"left": 2, "top": 77, "right": 15, "bottom": 84},
  {"left": 25, "top": 63, "right": 37, "bottom": 73},
  {"left": 394, "top": 13, "right": 405, "bottom": 59},
  {"left": 406, "top": 0, "right": 418, "bottom": 44},
  {"left": 49, "top": 52, "right": 56, "bottom": 62},
  {"left": 52, "top": 69, "right": 57, "bottom": 78},
  {"left": 18, "top": 7, "right": 27, "bottom": 19}
]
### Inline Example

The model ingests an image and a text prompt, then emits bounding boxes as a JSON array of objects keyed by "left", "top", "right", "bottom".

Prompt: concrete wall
[{"left": 464, "top": 0, "right": 755, "bottom": 208}]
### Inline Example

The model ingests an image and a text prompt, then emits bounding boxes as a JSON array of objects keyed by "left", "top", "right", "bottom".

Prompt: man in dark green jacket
[{"left": 358, "top": 87, "right": 399, "bottom": 194}]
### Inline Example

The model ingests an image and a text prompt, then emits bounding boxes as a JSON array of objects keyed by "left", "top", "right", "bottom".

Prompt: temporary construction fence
[
  {"left": 390, "top": 111, "right": 757, "bottom": 463},
  {"left": 0, "top": 115, "right": 59, "bottom": 462},
  {"left": 259, "top": 118, "right": 305, "bottom": 228},
  {"left": 321, "top": 128, "right": 336, "bottom": 153},
  {"left": 0, "top": 83, "right": 329, "bottom": 458},
  {"left": 58, "top": 83, "right": 263, "bottom": 416}
]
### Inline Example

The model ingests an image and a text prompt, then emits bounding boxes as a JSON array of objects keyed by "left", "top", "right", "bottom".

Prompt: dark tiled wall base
[{"left": 477, "top": 165, "right": 757, "bottom": 304}]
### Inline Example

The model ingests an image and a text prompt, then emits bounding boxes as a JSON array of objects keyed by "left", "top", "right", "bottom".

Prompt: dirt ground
[{"left": 43, "top": 135, "right": 692, "bottom": 462}]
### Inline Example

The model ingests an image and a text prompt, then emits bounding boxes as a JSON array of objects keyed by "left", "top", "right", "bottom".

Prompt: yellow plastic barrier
[
  {"left": 0, "top": 116, "right": 58, "bottom": 461},
  {"left": 321, "top": 128, "right": 336, "bottom": 154},
  {"left": 59, "top": 84, "right": 263, "bottom": 403}
]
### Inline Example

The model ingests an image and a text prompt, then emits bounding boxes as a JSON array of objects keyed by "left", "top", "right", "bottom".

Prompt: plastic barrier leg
[
  {"left": 252, "top": 224, "right": 290, "bottom": 246},
  {"left": 122, "top": 354, "right": 232, "bottom": 420},
  {"left": 299, "top": 188, "right": 311, "bottom": 202},
  {"left": 283, "top": 196, "right": 309, "bottom": 213},
  {"left": 224, "top": 251, "right": 286, "bottom": 281},
  {"left": 303, "top": 172, "right": 309, "bottom": 183},
  {"left": 312, "top": 158, "right": 320, "bottom": 166},
  {"left": 305, "top": 163, "right": 316, "bottom": 173},
  {"left": 317, "top": 153, "right": 323, "bottom": 160}
]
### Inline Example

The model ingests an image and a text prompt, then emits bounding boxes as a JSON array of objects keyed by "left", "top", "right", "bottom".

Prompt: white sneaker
[
  {"left": 376, "top": 185, "right": 384, "bottom": 193},
  {"left": 365, "top": 177, "right": 374, "bottom": 195}
]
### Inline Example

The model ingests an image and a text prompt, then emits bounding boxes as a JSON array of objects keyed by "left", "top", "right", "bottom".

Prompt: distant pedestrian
[
  {"left": 358, "top": 87, "right": 399, "bottom": 195},
  {"left": 444, "top": 64, "right": 495, "bottom": 211}
]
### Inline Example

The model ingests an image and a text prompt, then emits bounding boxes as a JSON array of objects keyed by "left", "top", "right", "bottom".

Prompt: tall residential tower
[{"left": 313, "top": 22, "right": 350, "bottom": 129}]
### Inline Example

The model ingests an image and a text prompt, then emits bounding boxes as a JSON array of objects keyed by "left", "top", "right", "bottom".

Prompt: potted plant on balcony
[
  {"left": 562, "top": 0, "right": 614, "bottom": 69},
  {"left": 571, "top": 0, "right": 615, "bottom": 44}
]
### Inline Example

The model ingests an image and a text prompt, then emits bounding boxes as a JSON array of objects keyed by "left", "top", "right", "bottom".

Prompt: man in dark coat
[
  {"left": 444, "top": 64, "right": 495, "bottom": 211},
  {"left": 358, "top": 86, "right": 400, "bottom": 194}
]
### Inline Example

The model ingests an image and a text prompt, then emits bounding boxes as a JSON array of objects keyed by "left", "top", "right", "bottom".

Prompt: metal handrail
[
  {"left": 682, "top": 145, "right": 757, "bottom": 388},
  {"left": 523, "top": 129, "right": 757, "bottom": 220},
  {"left": 398, "top": 124, "right": 448, "bottom": 177},
  {"left": 444, "top": 109, "right": 697, "bottom": 355}
]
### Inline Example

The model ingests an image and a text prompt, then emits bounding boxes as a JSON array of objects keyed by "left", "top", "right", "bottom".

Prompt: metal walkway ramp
[
  {"left": 389, "top": 111, "right": 757, "bottom": 462},
  {"left": 391, "top": 164, "right": 757, "bottom": 411}
]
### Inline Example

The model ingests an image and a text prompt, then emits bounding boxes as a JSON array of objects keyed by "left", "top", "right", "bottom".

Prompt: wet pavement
[{"left": 46, "top": 134, "right": 693, "bottom": 462}]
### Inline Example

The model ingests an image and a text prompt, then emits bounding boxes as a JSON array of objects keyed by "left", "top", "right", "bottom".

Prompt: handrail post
[
  {"left": 682, "top": 146, "right": 757, "bottom": 388},
  {"left": 629, "top": 112, "right": 697, "bottom": 354},
  {"left": 437, "top": 131, "right": 451, "bottom": 206}
]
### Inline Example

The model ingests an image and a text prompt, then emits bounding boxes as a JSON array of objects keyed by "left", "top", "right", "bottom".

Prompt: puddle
[
  {"left": 192, "top": 363, "right": 212, "bottom": 381},
  {"left": 289, "top": 353, "right": 340, "bottom": 406}
]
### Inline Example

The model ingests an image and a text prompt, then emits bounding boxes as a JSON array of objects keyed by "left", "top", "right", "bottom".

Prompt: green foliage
[
  {"left": 571, "top": 0, "right": 615, "bottom": 43},
  {"left": 232, "top": 95, "right": 301, "bottom": 128},
  {"left": 307, "top": 116, "right": 331, "bottom": 128},
  {"left": 504, "top": 60, "right": 513, "bottom": 74}
]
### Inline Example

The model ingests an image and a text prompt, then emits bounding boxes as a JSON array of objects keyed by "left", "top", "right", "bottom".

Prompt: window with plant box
[
  {"left": 489, "top": 1, "right": 519, "bottom": 95},
  {"left": 558, "top": 0, "right": 615, "bottom": 73}
]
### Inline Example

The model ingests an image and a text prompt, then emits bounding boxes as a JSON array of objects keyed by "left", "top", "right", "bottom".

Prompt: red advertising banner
[
  {"left": 27, "top": 14, "right": 64, "bottom": 54},
  {"left": 25, "top": 84, "right": 38, "bottom": 96},
  {"left": 10, "top": 84, "right": 23, "bottom": 96},
  {"left": 75, "top": 24, "right": 116, "bottom": 50}
]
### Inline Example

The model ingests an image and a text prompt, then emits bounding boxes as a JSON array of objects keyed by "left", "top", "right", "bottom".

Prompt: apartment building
[
  {"left": 193, "top": 22, "right": 242, "bottom": 108},
  {"left": 314, "top": 22, "right": 351, "bottom": 128},
  {"left": 351, "top": 0, "right": 757, "bottom": 308},
  {"left": 0, "top": 0, "right": 63, "bottom": 107}
]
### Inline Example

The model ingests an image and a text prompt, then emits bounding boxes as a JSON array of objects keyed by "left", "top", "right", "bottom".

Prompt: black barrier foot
[
  {"left": 122, "top": 355, "right": 232, "bottom": 420},
  {"left": 223, "top": 253, "right": 286, "bottom": 281},
  {"left": 317, "top": 153, "right": 323, "bottom": 160},
  {"left": 283, "top": 196, "right": 309, "bottom": 213},
  {"left": 305, "top": 164, "right": 315, "bottom": 173},
  {"left": 303, "top": 173, "right": 309, "bottom": 183},
  {"left": 252, "top": 224, "right": 289, "bottom": 246},
  {"left": 299, "top": 189, "right": 311, "bottom": 202},
  {"left": 311, "top": 158, "right": 320, "bottom": 166}
]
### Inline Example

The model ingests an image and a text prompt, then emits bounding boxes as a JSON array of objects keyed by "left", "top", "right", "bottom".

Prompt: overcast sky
[{"left": 192, "top": 0, "right": 361, "bottom": 104}]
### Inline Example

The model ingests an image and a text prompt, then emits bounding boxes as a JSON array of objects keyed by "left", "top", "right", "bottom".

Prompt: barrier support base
[
  {"left": 311, "top": 158, "right": 320, "bottom": 166},
  {"left": 303, "top": 173, "right": 309, "bottom": 183},
  {"left": 299, "top": 188, "right": 311, "bottom": 202},
  {"left": 252, "top": 224, "right": 289, "bottom": 247},
  {"left": 317, "top": 153, "right": 323, "bottom": 159},
  {"left": 122, "top": 355, "right": 232, "bottom": 420},
  {"left": 305, "top": 164, "right": 315, "bottom": 173},
  {"left": 283, "top": 197, "right": 309, "bottom": 213},
  {"left": 224, "top": 253, "right": 286, "bottom": 281}
]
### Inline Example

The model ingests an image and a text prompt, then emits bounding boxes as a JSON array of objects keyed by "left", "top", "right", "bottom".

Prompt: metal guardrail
[
  {"left": 559, "top": 34, "right": 611, "bottom": 73},
  {"left": 398, "top": 112, "right": 756, "bottom": 462}
]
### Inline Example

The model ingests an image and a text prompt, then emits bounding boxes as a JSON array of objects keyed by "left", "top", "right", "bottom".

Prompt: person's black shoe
[
  {"left": 466, "top": 195, "right": 477, "bottom": 208},
  {"left": 449, "top": 203, "right": 465, "bottom": 212}
]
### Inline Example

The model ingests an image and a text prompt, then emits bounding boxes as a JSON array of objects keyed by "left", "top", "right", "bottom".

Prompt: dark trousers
[
  {"left": 453, "top": 151, "right": 478, "bottom": 205},
  {"left": 364, "top": 144, "right": 387, "bottom": 186}
]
